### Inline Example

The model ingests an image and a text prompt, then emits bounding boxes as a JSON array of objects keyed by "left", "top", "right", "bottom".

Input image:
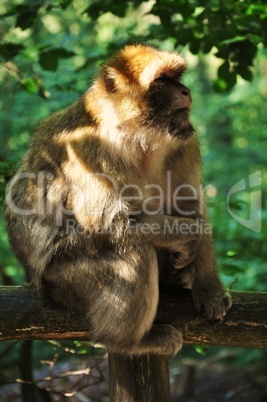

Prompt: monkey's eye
[
  {"left": 156, "top": 74, "right": 172, "bottom": 81},
  {"left": 155, "top": 73, "right": 182, "bottom": 83},
  {"left": 158, "top": 74, "right": 169, "bottom": 79}
]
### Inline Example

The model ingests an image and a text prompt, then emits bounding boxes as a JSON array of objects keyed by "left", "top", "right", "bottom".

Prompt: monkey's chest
[{"left": 131, "top": 177, "right": 199, "bottom": 218}]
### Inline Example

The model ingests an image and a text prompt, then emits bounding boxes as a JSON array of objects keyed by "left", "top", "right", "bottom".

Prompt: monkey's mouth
[
  {"left": 142, "top": 106, "right": 194, "bottom": 139},
  {"left": 169, "top": 109, "right": 194, "bottom": 138},
  {"left": 173, "top": 106, "right": 190, "bottom": 115}
]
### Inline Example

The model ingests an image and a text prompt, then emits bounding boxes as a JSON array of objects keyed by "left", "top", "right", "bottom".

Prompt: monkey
[{"left": 5, "top": 44, "right": 232, "bottom": 356}]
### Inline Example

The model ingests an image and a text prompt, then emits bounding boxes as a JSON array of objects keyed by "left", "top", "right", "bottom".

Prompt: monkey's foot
[
  {"left": 192, "top": 287, "right": 232, "bottom": 321},
  {"left": 139, "top": 324, "right": 183, "bottom": 356}
]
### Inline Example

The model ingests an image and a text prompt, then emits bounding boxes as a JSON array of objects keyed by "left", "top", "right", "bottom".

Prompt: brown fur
[{"left": 5, "top": 44, "right": 231, "bottom": 355}]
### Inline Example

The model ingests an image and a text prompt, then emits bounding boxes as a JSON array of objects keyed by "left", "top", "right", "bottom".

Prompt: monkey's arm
[
  {"left": 192, "top": 243, "right": 232, "bottom": 320},
  {"left": 190, "top": 208, "right": 232, "bottom": 320},
  {"left": 131, "top": 214, "right": 200, "bottom": 269}
]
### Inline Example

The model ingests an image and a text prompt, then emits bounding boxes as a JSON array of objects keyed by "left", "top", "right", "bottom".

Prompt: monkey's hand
[{"left": 192, "top": 281, "right": 232, "bottom": 321}]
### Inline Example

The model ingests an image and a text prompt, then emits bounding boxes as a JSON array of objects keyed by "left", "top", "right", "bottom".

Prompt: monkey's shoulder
[{"left": 36, "top": 96, "right": 94, "bottom": 137}]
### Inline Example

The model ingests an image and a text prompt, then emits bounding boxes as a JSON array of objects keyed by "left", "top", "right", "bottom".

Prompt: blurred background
[{"left": 0, "top": 0, "right": 266, "bottom": 401}]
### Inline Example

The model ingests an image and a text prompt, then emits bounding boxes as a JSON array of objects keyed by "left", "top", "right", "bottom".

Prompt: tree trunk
[{"left": 109, "top": 354, "right": 170, "bottom": 402}]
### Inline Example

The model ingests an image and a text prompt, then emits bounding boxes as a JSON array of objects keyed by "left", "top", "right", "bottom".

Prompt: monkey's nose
[
  {"left": 181, "top": 88, "right": 190, "bottom": 96},
  {"left": 177, "top": 84, "right": 192, "bottom": 109},
  {"left": 180, "top": 86, "right": 192, "bottom": 101}
]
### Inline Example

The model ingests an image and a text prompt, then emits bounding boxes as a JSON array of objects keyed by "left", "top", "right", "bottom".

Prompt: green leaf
[
  {"left": 229, "top": 40, "right": 258, "bottom": 65},
  {"left": 21, "top": 78, "right": 39, "bottom": 94},
  {"left": 16, "top": 10, "right": 38, "bottom": 30},
  {"left": 84, "top": 4, "right": 102, "bottom": 20},
  {"left": 215, "top": 46, "right": 229, "bottom": 59},
  {"left": 213, "top": 75, "right": 237, "bottom": 92},
  {"left": 39, "top": 48, "right": 74, "bottom": 71},
  {"left": 20, "top": 47, "right": 39, "bottom": 61},
  {"left": 4, "top": 266, "right": 18, "bottom": 277},
  {"left": 84, "top": 1, "right": 127, "bottom": 19},
  {"left": 247, "top": 34, "right": 265, "bottom": 45},
  {"left": 109, "top": 3, "right": 128, "bottom": 18},
  {"left": 202, "top": 41, "right": 213, "bottom": 54},
  {"left": 1, "top": 3, "right": 40, "bottom": 30},
  {"left": 215, "top": 61, "right": 237, "bottom": 91},
  {"left": 55, "top": 49, "right": 75, "bottom": 59},
  {"left": 213, "top": 78, "right": 228, "bottom": 92},
  {"left": 228, "top": 199, "right": 248, "bottom": 211},
  {"left": 20, "top": 77, "right": 49, "bottom": 99},
  {"left": 226, "top": 250, "right": 237, "bottom": 257},
  {"left": 0, "top": 4, "right": 30, "bottom": 17},
  {"left": 0, "top": 160, "right": 18, "bottom": 176},
  {"left": 236, "top": 66, "right": 253, "bottom": 81},
  {"left": 218, "top": 60, "right": 230, "bottom": 79},
  {"left": 195, "top": 346, "right": 208, "bottom": 355},
  {"left": 189, "top": 39, "right": 201, "bottom": 54},
  {"left": 39, "top": 52, "right": 58, "bottom": 71},
  {"left": 59, "top": 0, "right": 72, "bottom": 9},
  {"left": 221, "top": 263, "right": 244, "bottom": 276},
  {"left": 220, "top": 36, "right": 248, "bottom": 46},
  {"left": 0, "top": 43, "right": 24, "bottom": 60}
]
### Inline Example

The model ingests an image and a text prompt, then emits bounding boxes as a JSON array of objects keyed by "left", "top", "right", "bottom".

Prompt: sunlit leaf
[
  {"left": 220, "top": 36, "right": 248, "bottom": 45},
  {"left": 21, "top": 78, "right": 39, "bottom": 94}
]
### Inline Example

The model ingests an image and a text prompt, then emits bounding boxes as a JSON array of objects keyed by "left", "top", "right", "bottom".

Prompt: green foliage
[
  {"left": 84, "top": 0, "right": 129, "bottom": 19},
  {"left": 0, "top": 160, "right": 18, "bottom": 203},
  {"left": 0, "top": 0, "right": 266, "bottom": 95},
  {"left": 0, "top": 43, "right": 24, "bottom": 59},
  {"left": 39, "top": 48, "right": 75, "bottom": 71},
  {"left": 149, "top": 0, "right": 266, "bottom": 91},
  {"left": 185, "top": 53, "right": 267, "bottom": 291}
]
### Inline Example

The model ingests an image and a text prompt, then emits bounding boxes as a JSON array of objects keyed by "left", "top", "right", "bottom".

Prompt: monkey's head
[{"left": 97, "top": 44, "right": 194, "bottom": 140}]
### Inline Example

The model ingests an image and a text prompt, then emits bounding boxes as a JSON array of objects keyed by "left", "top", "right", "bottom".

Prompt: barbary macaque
[{"left": 5, "top": 44, "right": 231, "bottom": 355}]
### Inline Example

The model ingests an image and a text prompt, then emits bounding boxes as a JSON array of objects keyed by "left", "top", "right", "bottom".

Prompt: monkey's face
[
  {"left": 99, "top": 45, "right": 194, "bottom": 140},
  {"left": 143, "top": 76, "right": 194, "bottom": 139}
]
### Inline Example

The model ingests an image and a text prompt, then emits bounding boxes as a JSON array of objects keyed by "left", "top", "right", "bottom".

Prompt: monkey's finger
[{"left": 192, "top": 290, "right": 232, "bottom": 321}]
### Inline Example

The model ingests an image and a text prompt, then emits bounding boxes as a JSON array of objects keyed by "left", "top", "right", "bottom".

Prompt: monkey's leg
[{"left": 42, "top": 243, "right": 182, "bottom": 355}]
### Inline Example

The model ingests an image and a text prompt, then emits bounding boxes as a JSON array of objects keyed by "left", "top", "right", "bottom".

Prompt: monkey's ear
[
  {"left": 103, "top": 66, "right": 130, "bottom": 93},
  {"left": 104, "top": 68, "right": 116, "bottom": 93}
]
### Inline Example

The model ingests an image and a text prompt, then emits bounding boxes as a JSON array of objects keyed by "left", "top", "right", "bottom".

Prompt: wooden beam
[
  {"left": 0, "top": 286, "right": 266, "bottom": 348},
  {"left": 109, "top": 354, "right": 171, "bottom": 402}
]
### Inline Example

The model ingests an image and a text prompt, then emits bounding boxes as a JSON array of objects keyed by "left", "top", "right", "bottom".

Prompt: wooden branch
[{"left": 0, "top": 286, "right": 266, "bottom": 348}]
